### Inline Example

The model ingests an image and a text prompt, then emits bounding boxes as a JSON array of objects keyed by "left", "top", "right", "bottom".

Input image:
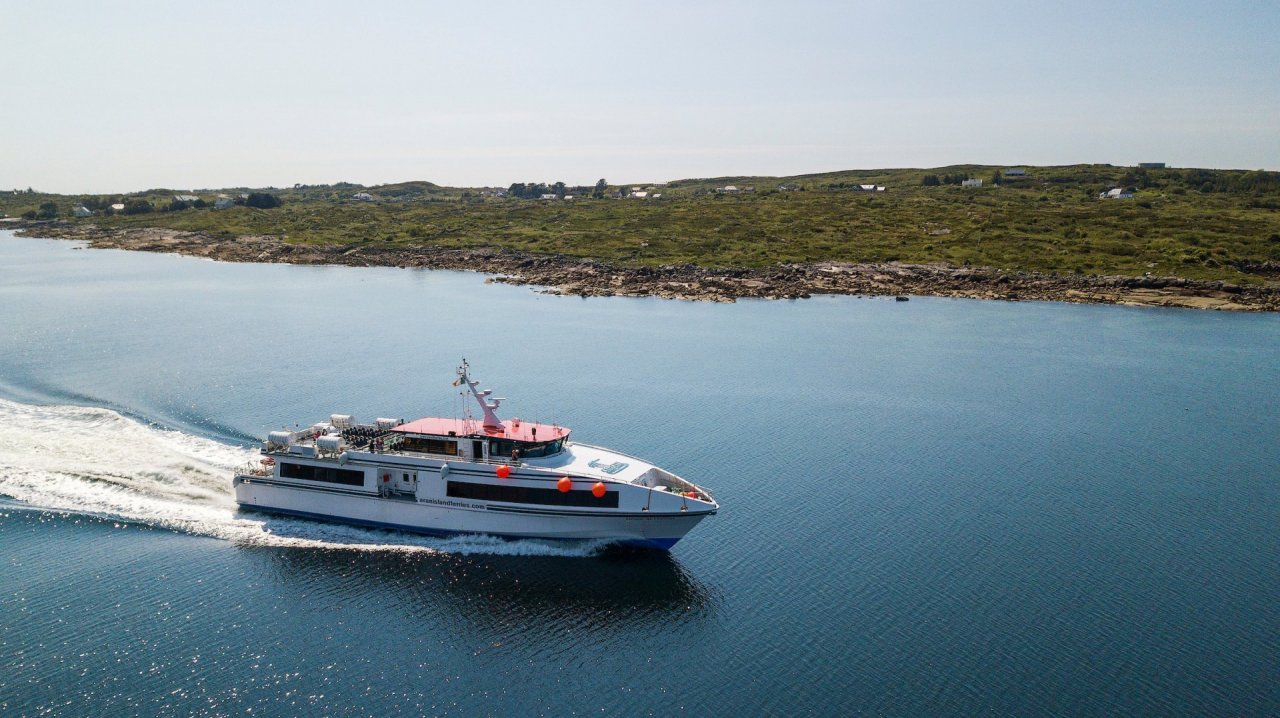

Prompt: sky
[{"left": 4, "top": 0, "right": 1279, "bottom": 194}]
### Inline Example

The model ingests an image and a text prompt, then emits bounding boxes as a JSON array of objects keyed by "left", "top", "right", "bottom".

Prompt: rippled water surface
[{"left": 2, "top": 232, "right": 1278, "bottom": 716}]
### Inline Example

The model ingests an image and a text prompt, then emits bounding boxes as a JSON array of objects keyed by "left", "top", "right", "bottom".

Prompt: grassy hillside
[{"left": 5, "top": 165, "right": 1279, "bottom": 283}]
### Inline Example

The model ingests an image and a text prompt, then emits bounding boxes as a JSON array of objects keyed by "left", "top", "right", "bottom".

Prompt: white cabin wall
[{"left": 415, "top": 464, "right": 448, "bottom": 500}]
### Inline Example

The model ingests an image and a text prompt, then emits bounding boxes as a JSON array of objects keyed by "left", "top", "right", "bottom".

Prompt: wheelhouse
[{"left": 390, "top": 416, "right": 571, "bottom": 462}]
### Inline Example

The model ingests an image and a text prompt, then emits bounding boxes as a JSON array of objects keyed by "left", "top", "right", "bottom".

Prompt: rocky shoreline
[{"left": 12, "top": 221, "right": 1280, "bottom": 311}]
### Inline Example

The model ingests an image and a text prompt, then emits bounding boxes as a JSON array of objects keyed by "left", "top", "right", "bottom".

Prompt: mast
[{"left": 456, "top": 359, "right": 505, "bottom": 429}]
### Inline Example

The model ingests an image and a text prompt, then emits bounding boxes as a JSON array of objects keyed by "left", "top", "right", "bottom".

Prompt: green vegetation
[
  {"left": 4, "top": 165, "right": 1280, "bottom": 283},
  {"left": 243, "top": 192, "right": 281, "bottom": 209}
]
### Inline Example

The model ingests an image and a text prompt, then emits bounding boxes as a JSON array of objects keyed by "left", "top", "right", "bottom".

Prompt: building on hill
[
  {"left": 352, "top": 192, "right": 374, "bottom": 201},
  {"left": 73, "top": 205, "right": 93, "bottom": 218},
  {"left": 174, "top": 194, "right": 200, "bottom": 203},
  {"left": 1138, "top": 162, "right": 1166, "bottom": 169},
  {"left": 1099, "top": 187, "right": 1134, "bottom": 199},
  {"left": 214, "top": 197, "right": 236, "bottom": 209},
  {"left": 1003, "top": 167, "right": 1027, "bottom": 176},
  {"left": 777, "top": 183, "right": 799, "bottom": 191},
  {"left": 110, "top": 203, "right": 125, "bottom": 212},
  {"left": 539, "top": 193, "right": 559, "bottom": 200},
  {"left": 961, "top": 178, "right": 983, "bottom": 188}
]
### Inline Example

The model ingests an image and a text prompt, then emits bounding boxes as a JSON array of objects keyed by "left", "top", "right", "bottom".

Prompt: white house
[
  {"left": 73, "top": 205, "right": 93, "bottom": 218},
  {"left": 352, "top": 192, "right": 374, "bottom": 201},
  {"left": 630, "top": 191, "right": 648, "bottom": 199},
  {"left": 173, "top": 194, "right": 200, "bottom": 203},
  {"left": 1099, "top": 188, "right": 1134, "bottom": 199},
  {"left": 539, "top": 193, "right": 559, "bottom": 200},
  {"left": 720, "top": 186, "right": 739, "bottom": 193},
  {"left": 110, "top": 203, "right": 125, "bottom": 212},
  {"left": 961, "top": 178, "right": 983, "bottom": 188}
]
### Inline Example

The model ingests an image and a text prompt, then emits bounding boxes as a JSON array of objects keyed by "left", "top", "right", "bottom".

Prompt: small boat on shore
[{"left": 233, "top": 361, "right": 717, "bottom": 550}]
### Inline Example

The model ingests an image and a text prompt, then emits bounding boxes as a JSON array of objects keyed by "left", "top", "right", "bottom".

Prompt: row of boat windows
[
  {"left": 275, "top": 464, "right": 618, "bottom": 509},
  {"left": 446, "top": 480, "right": 619, "bottom": 508},
  {"left": 279, "top": 462, "right": 365, "bottom": 486},
  {"left": 397, "top": 436, "right": 566, "bottom": 459},
  {"left": 399, "top": 437, "right": 459, "bottom": 455}
]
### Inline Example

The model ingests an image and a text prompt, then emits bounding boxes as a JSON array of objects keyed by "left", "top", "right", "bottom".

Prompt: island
[{"left": 4, "top": 164, "right": 1278, "bottom": 311}]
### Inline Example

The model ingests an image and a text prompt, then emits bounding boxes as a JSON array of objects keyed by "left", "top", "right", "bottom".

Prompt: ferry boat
[{"left": 232, "top": 361, "right": 717, "bottom": 550}]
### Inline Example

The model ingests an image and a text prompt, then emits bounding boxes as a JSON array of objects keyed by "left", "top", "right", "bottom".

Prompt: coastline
[{"left": 12, "top": 221, "right": 1279, "bottom": 311}]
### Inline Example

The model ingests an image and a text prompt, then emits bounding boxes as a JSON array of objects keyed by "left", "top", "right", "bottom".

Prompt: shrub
[{"left": 245, "top": 193, "right": 282, "bottom": 209}]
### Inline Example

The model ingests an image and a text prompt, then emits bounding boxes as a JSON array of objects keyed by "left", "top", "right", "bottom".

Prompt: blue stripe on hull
[
  {"left": 236, "top": 502, "right": 680, "bottom": 551},
  {"left": 617, "top": 537, "right": 680, "bottom": 550}
]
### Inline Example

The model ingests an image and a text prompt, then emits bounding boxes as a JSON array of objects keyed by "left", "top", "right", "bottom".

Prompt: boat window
[
  {"left": 279, "top": 462, "right": 365, "bottom": 487},
  {"left": 446, "top": 480, "right": 618, "bottom": 508},
  {"left": 400, "top": 436, "right": 458, "bottom": 455},
  {"left": 520, "top": 441, "right": 547, "bottom": 458},
  {"left": 489, "top": 439, "right": 514, "bottom": 457}
]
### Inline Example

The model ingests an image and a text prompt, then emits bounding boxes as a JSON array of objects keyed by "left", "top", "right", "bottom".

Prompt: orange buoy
[
  {"left": 557, "top": 476, "right": 572, "bottom": 493},
  {"left": 496, "top": 465, "right": 511, "bottom": 479},
  {"left": 592, "top": 482, "right": 606, "bottom": 498},
  {"left": 684, "top": 491, "right": 698, "bottom": 499}
]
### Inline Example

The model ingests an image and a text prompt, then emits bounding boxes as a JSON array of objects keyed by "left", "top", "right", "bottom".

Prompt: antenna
[{"left": 456, "top": 359, "right": 505, "bottom": 429}]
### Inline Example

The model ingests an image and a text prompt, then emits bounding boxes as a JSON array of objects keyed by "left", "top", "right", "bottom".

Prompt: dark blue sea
[{"left": 2, "top": 231, "right": 1278, "bottom": 716}]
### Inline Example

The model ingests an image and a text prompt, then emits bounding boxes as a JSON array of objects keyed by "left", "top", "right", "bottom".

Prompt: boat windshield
[{"left": 491, "top": 437, "right": 565, "bottom": 459}]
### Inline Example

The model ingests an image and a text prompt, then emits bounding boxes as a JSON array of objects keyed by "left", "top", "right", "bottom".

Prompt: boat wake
[{"left": 0, "top": 398, "right": 606, "bottom": 557}]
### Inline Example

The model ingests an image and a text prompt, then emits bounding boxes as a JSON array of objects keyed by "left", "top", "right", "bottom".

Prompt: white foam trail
[{"left": 0, "top": 398, "right": 604, "bottom": 556}]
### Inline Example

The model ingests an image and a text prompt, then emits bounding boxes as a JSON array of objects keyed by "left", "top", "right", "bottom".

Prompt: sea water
[{"left": 1, "top": 232, "right": 1278, "bottom": 716}]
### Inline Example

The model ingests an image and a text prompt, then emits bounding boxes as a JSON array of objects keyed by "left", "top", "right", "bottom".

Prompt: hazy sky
[{"left": 5, "top": 1, "right": 1278, "bottom": 193}]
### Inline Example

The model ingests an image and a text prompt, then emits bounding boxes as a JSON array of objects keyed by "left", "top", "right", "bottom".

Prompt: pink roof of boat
[{"left": 393, "top": 417, "right": 570, "bottom": 442}]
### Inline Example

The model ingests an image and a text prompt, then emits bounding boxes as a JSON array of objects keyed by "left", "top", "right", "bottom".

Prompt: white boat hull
[{"left": 234, "top": 474, "right": 711, "bottom": 550}]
